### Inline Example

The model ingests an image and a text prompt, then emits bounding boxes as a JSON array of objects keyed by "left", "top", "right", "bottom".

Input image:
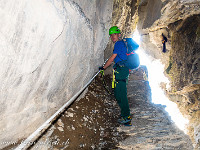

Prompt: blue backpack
[{"left": 119, "top": 38, "right": 140, "bottom": 69}]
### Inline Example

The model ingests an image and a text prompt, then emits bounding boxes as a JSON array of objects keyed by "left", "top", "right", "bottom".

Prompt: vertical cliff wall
[
  {"left": 167, "top": 14, "right": 200, "bottom": 148},
  {"left": 1, "top": 0, "right": 200, "bottom": 148},
  {"left": 110, "top": 0, "right": 200, "bottom": 148},
  {"left": 0, "top": 0, "right": 113, "bottom": 147}
]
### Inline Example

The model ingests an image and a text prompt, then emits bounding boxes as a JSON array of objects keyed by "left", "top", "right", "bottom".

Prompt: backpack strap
[{"left": 122, "top": 38, "right": 129, "bottom": 54}]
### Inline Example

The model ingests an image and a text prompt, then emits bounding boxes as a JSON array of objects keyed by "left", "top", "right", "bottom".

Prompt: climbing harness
[
  {"left": 100, "top": 70, "right": 113, "bottom": 95},
  {"left": 112, "top": 69, "right": 116, "bottom": 88}
]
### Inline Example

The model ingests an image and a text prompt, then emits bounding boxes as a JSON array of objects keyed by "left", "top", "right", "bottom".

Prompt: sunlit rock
[{"left": 110, "top": 0, "right": 200, "bottom": 148}]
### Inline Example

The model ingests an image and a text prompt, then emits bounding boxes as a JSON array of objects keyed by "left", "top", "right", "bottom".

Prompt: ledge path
[
  {"left": 29, "top": 66, "right": 193, "bottom": 150},
  {"left": 118, "top": 79, "right": 193, "bottom": 149}
]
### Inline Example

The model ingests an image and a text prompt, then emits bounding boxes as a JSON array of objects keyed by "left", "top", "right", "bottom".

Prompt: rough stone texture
[
  {"left": 118, "top": 70, "right": 193, "bottom": 150},
  {"left": 28, "top": 75, "right": 124, "bottom": 150},
  {"left": 0, "top": 0, "right": 113, "bottom": 148},
  {"left": 1, "top": 0, "right": 200, "bottom": 149},
  {"left": 167, "top": 14, "right": 200, "bottom": 148},
  {"left": 110, "top": 0, "right": 200, "bottom": 148},
  {"left": 112, "top": 0, "right": 139, "bottom": 37},
  {"left": 26, "top": 66, "right": 193, "bottom": 150}
]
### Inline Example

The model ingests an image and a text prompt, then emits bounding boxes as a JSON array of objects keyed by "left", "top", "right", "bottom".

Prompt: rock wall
[
  {"left": 167, "top": 14, "right": 200, "bottom": 148},
  {"left": 0, "top": 0, "right": 113, "bottom": 148},
  {"left": 110, "top": 0, "right": 200, "bottom": 148},
  {"left": 1, "top": 0, "right": 200, "bottom": 148}
]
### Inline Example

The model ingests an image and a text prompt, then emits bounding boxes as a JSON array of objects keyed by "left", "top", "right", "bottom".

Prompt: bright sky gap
[{"left": 132, "top": 29, "right": 189, "bottom": 133}]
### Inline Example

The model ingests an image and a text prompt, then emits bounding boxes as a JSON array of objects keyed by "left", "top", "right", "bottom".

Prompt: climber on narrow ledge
[
  {"left": 161, "top": 33, "right": 167, "bottom": 53},
  {"left": 99, "top": 26, "right": 132, "bottom": 126}
]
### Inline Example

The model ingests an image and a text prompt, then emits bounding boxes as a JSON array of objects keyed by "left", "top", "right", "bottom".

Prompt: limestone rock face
[
  {"left": 0, "top": 0, "right": 113, "bottom": 148},
  {"left": 111, "top": 0, "right": 200, "bottom": 148},
  {"left": 167, "top": 14, "right": 200, "bottom": 148}
]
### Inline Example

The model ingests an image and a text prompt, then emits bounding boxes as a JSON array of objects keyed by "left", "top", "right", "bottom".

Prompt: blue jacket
[{"left": 113, "top": 41, "right": 127, "bottom": 64}]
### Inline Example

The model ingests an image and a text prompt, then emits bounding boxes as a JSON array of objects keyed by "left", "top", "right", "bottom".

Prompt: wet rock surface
[
  {"left": 30, "top": 74, "right": 125, "bottom": 150},
  {"left": 30, "top": 67, "right": 193, "bottom": 150}
]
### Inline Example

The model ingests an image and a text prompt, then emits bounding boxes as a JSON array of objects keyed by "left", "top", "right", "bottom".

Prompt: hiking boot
[
  {"left": 118, "top": 116, "right": 132, "bottom": 124},
  {"left": 124, "top": 120, "right": 132, "bottom": 126}
]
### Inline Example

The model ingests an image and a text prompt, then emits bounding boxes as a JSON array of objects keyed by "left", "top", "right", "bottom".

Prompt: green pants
[{"left": 114, "top": 66, "right": 130, "bottom": 118}]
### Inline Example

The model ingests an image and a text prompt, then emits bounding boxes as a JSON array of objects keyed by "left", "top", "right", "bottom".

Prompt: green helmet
[{"left": 109, "top": 26, "right": 121, "bottom": 35}]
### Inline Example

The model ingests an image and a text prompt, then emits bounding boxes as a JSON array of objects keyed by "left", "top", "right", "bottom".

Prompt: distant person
[
  {"left": 161, "top": 33, "right": 167, "bottom": 53},
  {"left": 99, "top": 26, "right": 132, "bottom": 126}
]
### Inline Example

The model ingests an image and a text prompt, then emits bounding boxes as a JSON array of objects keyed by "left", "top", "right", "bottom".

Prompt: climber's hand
[{"left": 99, "top": 66, "right": 104, "bottom": 71}]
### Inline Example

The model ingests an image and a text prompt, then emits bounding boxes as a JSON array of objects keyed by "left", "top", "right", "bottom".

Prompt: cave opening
[{"left": 132, "top": 29, "right": 189, "bottom": 133}]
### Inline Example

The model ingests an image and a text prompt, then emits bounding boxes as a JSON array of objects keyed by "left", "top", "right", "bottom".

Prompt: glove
[{"left": 99, "top": 66, "right": 104, "bottom": 71}]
